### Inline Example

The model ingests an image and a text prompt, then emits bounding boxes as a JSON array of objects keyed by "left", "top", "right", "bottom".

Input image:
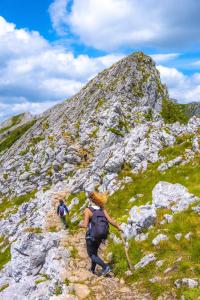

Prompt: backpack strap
[{"left": 88, "top": 206, "right": 95, "bottom": 213}]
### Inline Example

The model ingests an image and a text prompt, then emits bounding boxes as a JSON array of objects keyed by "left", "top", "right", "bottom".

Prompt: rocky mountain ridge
[{"left": 0, "top": 52, "right": 199, "bottom": 300}]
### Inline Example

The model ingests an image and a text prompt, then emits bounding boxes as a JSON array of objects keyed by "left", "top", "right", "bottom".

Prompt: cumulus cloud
[
  {"left": 0, "top": 16, "right": 123, "bottom": 121},
  {"left": 158, "top": 65, "right": 200, "bottom": 103},
  {"left": 150, "top": 53, "right": 180, "bottom": 63},
  {"left": 49, "top": 0, "right": 200, "bottom": 51}
]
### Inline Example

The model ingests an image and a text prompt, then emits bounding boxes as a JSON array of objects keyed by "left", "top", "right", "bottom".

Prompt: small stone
[
  {"left": 174, "top": 278, "right": 198, "bottom": 289},
  {"left": 175, "top": 257, "right": 182, "bottom": 262},
  {"left": 120, "top": 278, "right": 125, "bottom": 285},
  {"left": 129, "top": 197, "right": 136, "bottom": 203},
  {"left": 152, "top": 234, "right": 168, "bottom": 246},
  {"left": 163, "top": 214, "right": 173, "bottom": 223},
  {"left": 73, "top": 283, "right": 90, "bottom": 299},
  {"left": 156, "top": 260, "right": 164, "bottom": 268},
  {"left": 175, "top": 233, "right": 182, "bottom": 241},
  {"left": 164, "top": 267, "right": 173, "bottom": 274},
  {"left": 149, "top": 276, "right": 161, "bottom": 283},
  {"left": 185, "top": 232, "right": 192, "bottom": 240},
  {"left": 125, "top": 270, "right": 133, "bottom": 276},
  {"left": 134, "top": 253, "right": 156, "bottom": 269},
  {"left": 119, "top": 287, "right": 130, "bottom": 293},
  {"left": 136, "top": 194, "right": 144, "bottom": 198}
]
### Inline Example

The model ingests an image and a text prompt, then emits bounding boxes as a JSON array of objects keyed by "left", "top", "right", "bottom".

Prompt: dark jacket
[{"left": 57, "top": 203, "right": 69, "bottom": 215}]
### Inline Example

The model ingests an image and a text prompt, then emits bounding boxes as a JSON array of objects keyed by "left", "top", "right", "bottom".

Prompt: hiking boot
[{"left": 100, "top": 265, "right": 111, "bottom": 276}]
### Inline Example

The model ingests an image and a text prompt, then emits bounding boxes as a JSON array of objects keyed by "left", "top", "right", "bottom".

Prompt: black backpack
[{"left": 88, "top": 207, "right": 109, "bottom": 241}]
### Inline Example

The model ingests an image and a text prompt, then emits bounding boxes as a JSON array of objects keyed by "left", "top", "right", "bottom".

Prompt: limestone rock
[
  {"left": 174, "top": 278, "right": 198, "bottom": 288},
  {"left": 175, "top": 233, "right": 182, "bottom": 241},
  {"left": 152, "top": 234, "right": 168, "bottom": 246},
  {"left": 134, "top": 253, "right": 156, "bottom": 269},
  {"left": 152, "top": 181, "right": 199, "bottom": 212}
]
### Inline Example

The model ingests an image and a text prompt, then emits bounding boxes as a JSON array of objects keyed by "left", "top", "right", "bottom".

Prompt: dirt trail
[{"left": 61, "top": 230, "right": 152, "bottom": 300}]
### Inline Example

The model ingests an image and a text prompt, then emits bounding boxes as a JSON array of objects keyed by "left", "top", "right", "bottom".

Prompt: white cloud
[
  {"left": 49, "top": 0, "right": 200, "bottom": 51},
  {"left": 150, "top": 53, "right": 180, "bottom": 63},
  {"left": 158, "top": 65, "right": 200, "bottom": 103},
  {"left": 0, "top": 16, "right": 122, "bottom": 121},
  {"left": 49, "top": 0, "right": 69, "bottom": 35}
]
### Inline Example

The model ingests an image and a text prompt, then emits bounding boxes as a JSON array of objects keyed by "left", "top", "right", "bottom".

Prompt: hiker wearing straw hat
[{"left": 79, "top": 191, "right": 123, "bottom": 276}]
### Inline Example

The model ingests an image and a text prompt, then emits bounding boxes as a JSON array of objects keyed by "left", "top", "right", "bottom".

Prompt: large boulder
[{"left": 152, "top": 181, "right": 199, "bottom": 212}]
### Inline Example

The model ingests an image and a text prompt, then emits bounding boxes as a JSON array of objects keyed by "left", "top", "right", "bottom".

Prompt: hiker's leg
[
  {"left": 90, "top": 240, "right": 107, "bottom": 269},
  {"left": 60, "top": 216, "right": 67, "bottom": 228},
  {"left": 86, "top": 239, "right": 97, "bottom": 272},
  {"left": 93, "top": 240, "right": 107, "bottom": 269}
]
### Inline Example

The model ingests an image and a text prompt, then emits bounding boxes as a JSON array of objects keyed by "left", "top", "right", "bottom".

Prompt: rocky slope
[{"left": 0, "top": 52, "right": 199, "bottom": 300}]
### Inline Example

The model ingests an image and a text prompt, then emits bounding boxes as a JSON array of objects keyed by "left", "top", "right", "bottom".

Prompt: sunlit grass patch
[{"left": 0, "top": 236, "right": 11, "bottom": 270}]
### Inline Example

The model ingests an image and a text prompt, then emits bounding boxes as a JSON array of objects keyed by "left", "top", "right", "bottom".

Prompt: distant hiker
[
  {"left": 57, "top": 199, "right": 69, "bottom": 229},
  {"left": 79, "top": 191, "right": 122, "bottom": 276}
]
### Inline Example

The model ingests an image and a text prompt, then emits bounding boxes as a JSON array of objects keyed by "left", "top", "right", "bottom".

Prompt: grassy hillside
[
  {"left": 104, "top": 135, "right": 200, "bottom": 299},
  {"left": 0, "top": 119, "right": 36, "bottom": 153}
]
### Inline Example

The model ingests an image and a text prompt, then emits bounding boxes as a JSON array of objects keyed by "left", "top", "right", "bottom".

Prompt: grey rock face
[
  {"left": 0, "top": 52, "right": 169, "bottom": 197},
  {"left": 10, "top": 232, "right": 62, "bottom": 282}
]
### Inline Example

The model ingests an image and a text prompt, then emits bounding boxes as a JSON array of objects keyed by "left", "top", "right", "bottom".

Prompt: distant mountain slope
[{"left": 184, "top": 101, "right": 200, "bottom": 117}]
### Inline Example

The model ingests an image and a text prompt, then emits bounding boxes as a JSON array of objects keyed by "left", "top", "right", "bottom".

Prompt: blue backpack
[
  {"left": 88, "top": 207, "right": 109, "bottom": 241},
  {"left": 59, "top": 205, "right": 66, "bottom": 216}
]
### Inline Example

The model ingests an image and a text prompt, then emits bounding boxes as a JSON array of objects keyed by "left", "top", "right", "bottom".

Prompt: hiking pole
[{"left": 120, "top": 232, "right": 134, "bottom": 271}]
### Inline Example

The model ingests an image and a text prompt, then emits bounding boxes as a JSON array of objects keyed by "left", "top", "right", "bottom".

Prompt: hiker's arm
[
  {"left": 103, "top": 209, "right": 122, "bottom": 231},
  {"left": 79, "top": 208, "right": 91, "bottom": 228},
  {"left": 64, "top": 204, "right": 69, "bottom": 214}
]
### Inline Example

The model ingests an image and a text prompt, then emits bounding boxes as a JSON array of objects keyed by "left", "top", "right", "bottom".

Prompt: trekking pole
[{"left": 120, "top": 232, "right": 134, "bottom": 271}]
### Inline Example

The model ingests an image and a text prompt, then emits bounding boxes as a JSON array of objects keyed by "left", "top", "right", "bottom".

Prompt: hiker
[
  {"left": 57, "top": 198, "right": 69, "bottom": 229},
  {"left": 79, "top": 191, "right": 122, "bottom": 276}
]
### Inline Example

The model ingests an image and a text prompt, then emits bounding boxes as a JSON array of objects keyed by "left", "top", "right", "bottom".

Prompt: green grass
[
  {"left": 48, "top": 226, "right": 58, "bottom": 232},
  {"left": 25, "top": 227, "right": 42, "bottom": 234},
  {"left": 159, "top": 134, "right": 193, "bottom": 161},
  {"left": 0, "top": 120, "right": 36, "bottom": 153},
  {"left": 54, "top": 282, "right": 62, "bottom": 295},
  {"left": 161, "top": 98, "right": 189, "bottom": 124},
  {"left": 35, "top": 279, "right": 47, "bottom": 284},
  {"left": 0, "top": 189, "right": 37, "bottom": 218},
  {"left": 107, "top": 128, "right": 124, "bottom": 137},
  {"left": 0, "top": 236, "right": 11, "bottom": 270},
  {"left": 70, "top": 246, "right": 78, "bottom": 258},
  {"left": 144, "top": 108, "right": 153, "bottom": 121},
  {"left": 181, "top": 288, "right": 200, "bottom": 300},
  {"left": 0, "top": 283, "right": 9, "bottom": 292},
  {"left": 67, "top": 192, "right": 87, "bottom": 230},
  {"left": 0, "top": 114, "right": 24, "bottom": 134},
  {"left": 104, "top": 145, "right": 199, "bottom": 299},
  {"left": 106, "top": 205, "right": 200, "bottom": 298},
  {"left": 106, "top": 198, "right": 200, "bottom": 298},
  {"left": 106, "top": 154, "right": 200, "bottom": 219}
]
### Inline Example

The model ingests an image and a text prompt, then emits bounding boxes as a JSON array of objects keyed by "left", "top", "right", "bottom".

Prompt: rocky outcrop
[{"left": 152, "top": 181, "right": 199, "bottom": 212}]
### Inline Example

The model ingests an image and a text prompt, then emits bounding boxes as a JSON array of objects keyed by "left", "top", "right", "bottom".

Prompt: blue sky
[{"left": 0, "top": 0, "right": 200, "bottom": 121}]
